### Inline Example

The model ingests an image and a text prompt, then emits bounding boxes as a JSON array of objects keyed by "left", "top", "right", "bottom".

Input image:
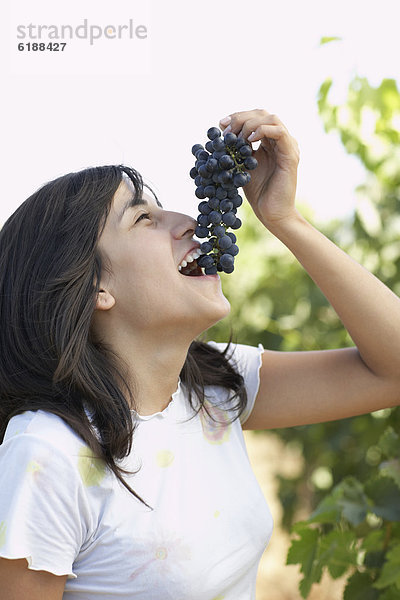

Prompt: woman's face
[{"left": 94, "top": 178, "right": 230, "bottom": 339}]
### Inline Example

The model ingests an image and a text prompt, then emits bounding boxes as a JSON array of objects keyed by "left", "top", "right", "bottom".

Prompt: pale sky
[{"left": 2, "top": 0, "right": 399, "bottom": 226}]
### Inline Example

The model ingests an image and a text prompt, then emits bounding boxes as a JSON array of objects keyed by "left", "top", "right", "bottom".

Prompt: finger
[
  {"left": 219, "top": 108, "right": 270, "bottom": 134},
  {"left": 239, "top": 114, "right": 286, "bottom": 141},
  {"left": 247, "top": 124, "right": 298, "bottom": 159}
]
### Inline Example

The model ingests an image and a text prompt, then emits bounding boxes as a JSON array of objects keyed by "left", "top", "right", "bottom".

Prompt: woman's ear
[{"left": 95, "top": 288, "right": 116, "bottom": 311}]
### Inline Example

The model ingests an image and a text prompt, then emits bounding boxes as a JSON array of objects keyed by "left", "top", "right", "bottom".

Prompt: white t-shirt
[{"left": 0, "top": 342, "right": 273, "bottom": 599}]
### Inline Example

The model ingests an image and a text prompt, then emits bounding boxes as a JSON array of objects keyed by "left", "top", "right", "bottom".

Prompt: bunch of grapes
[{"left": 190, "top": 126, "right": 258, "bottom": 274}]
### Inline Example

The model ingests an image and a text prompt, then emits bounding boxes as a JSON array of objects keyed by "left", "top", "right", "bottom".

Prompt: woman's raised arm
[{"left": 219, "top": 109, "right": 400, "bottom": 430}]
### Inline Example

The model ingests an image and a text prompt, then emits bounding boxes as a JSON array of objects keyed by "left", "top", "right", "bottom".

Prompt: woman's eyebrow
[
  {"left": 119, "top": 194, "right": 163, "bottom": 222},
  {"left": 119, "top": 196, "right": 147, "bottom": 222}
]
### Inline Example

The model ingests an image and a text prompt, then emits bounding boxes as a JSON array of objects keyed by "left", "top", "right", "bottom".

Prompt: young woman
[{"left": 0, "top": 109, "right": 399, "bottom": 600}]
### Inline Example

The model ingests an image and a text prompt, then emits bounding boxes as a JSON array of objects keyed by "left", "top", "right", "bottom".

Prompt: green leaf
[
  {"left": 380, "top": 459, "right": 400, "bottom": 490},
  {"left": 319, "top": 36, "right": 342, "bottom": 45},
  {"left": 343, "top": 572, "right": 380, "bottom": 600},
  {"left": 308, "top": 477, "right": 368, "bottom": 526},
  {"left": 374, "top": 544, "right": 400, "bottom": 589},
  {"left": 320, "top": 530, "right": 357, "bottom": 579},
  {"left": 378, "top": 427, "right": 400, "bottom": 460},
  {"left": 362, "top": 529, "right": 386, "bottom": 552},
  {"left": 366, "top": 477, "right": 400, "bottom": 522},
  {"left": 379, "top": 586, "right": 400, "bottom": 599},
  {"left": 364, "top": 550, "right": 386, "bottom": 569},
  {"left": 287, "top": 527, "right": 323, "bottom": 598}
]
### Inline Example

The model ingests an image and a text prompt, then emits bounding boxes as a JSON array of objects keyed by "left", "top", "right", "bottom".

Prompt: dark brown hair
[{"left": 0, "top": 165, "right": 246, "bottom": 508}]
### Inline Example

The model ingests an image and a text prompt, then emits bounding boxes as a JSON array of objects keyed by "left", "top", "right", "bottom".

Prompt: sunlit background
[{"left": 2, "top": 0, "right": 399, "bottom": 227}]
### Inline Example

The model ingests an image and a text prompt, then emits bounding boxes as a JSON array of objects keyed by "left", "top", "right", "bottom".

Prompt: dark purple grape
[
  {"left": 208, "top": 211, "right": 222, "bottom": 225},
  {"left": 244, "top": 156, "right": 258, "bottom": 170},
  {"left": 220, "top": 199, "right": 233, "bottom": 212},
  {"left": 219, "top": 170, "right": 233, "bottom": 184},
  {"left": 198, "top": 150, "right": 210, "bottom": 161},
  {"left": 235, "top": 137, "right": 247, "bottom": 149},
  {"left": 195, "top": 225, "right": 209, "bottom": 238},
  {"left": 215, "top": 187, "right": 228, "bottom": 200},
  {"left": 206, "top": 158, "right": 218, "bottom": 172},
  {"left": 233, "top": 173, "right": 247, "bottom": 188},
  {"left": 218, "top": 235, "right": 233, "bottom": 250},
  {"left": 205, "top": 265, "right": 218, "bottom": 275},
  {"left": 195, "top": 186, "right": 206, "bottom": 199},
  {"left": 213, "top": 225, "right": 226, "bottom": 237},
  {"left": 226, "top": 244, "right": 239, "bottom": 256},
  {"left": 222, "top": 264, "right": 234, "bottom": 274},
  {"left": 198, "top": 254, "right": 215, "bottom": 268},
  {"left": 207, "top": 127, "right": 221, "bottom": 140},
  {"left": 239, "top": 145, "right": 252, "bottom": 157},
  {"left": 212, "top": 137, "right": 225, "bottom": 152},
  {"left": 198, "top": 201, "right": 211, "bottom": 215},
  {"left": 222, "top": 212, "right": 236, "bottom": 227},
  {"left": 227, "top": 232, "right": 237, "bottom": 243},
  {"left": 190, "top": 167, "right": 198, "bottom": 179},
  {"left": 219, "top": 155, "right": 235, "bottom": 170},
  {"left": 200, "top": 241, "right": 213, "bottom": 253},
  {"left": 231, "top": 217, "right": 242, "bottom": 229},
  {"left": 205, "top": 140, "right": 214, "bottom": 153},
  {"left": 195, "top": 175, "right": 202, "bottom": 187},
  {"left": 192, "top": 144, "right": 203, "bottom": 156},
  {"left": 220, "top": 254, "right": 234, "bottom": 270},
  {"left": 208, "top": 197, "right": 220, "bottom": 209},
  {"left": 221, "top": 181, "right": 236, "bottom": 191},
  {"left": 224, "top": 132, "right": 237, "bottom": 145},
  {"left": 197, "top": 214, "right": 209, "bottom": 227},
  {"left": 204, "top": 185, "right": 216, "bottom": 198},
  {"left": 198, "top": 165, "right": 210, "bottom": 178},
  {"left": 231, "top": 195, "right": 243, "bottom": 208}
]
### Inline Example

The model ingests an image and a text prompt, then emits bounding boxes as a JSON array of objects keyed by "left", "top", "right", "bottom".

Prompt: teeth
[{"left": 178, "top": 248, "right": 202, "bottom": 272}]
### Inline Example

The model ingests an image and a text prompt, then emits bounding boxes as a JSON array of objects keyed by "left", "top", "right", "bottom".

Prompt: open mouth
[
  {"left": 178, "top": 249, "right": 205, "bottom": 277},
  {"left": 179, "top": 259, "right": 204, "bottom": 277}
]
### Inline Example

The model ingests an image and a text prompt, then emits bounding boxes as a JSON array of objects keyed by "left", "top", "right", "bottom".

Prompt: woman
[{"left": 0, "top": 109, "right": 399, "bottom": 599}]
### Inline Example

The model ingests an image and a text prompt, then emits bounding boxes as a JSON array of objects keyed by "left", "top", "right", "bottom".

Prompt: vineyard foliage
[{"left": 205, "top": 71, "right": 400, "bottom": 597}]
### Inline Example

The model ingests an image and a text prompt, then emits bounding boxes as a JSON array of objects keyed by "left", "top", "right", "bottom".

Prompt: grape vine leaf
[
  {"left": 378, "top": 427, "right": 400, "bottom": 460},
  {"left": 373, "top": 544, "right": 400, "bottom": 589},
  {"left": 320, "top": 530, "right": 357, "bottom": 579},
  {"left": 379, "top": 459, "right": 400, "bottom": 490},
  {"left": 365, "top": 477, "right": 400, "bottom": 522},
  {"left": 286, "top": 526, "right": 323, "bottom": 598},
  {"left": 362, "top": 529, "right": 386, "bottom": 552},
  {"left": 343, "top": 572, "right": 380, "bottom": 600},
  {"left": 378, "top": 587, "right": 400, "bottom": 600},
  {"left": 308, "top": 476, "right": 368, "bottom": 526}
]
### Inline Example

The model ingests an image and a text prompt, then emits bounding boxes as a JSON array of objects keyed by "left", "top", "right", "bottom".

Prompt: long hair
[{"left": 0, "top": 165, "right": 247, "bottom": 508}]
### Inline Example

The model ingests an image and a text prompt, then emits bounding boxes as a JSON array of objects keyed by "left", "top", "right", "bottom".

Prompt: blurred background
[{"left": 3, "top": 0, "right": 400, "bottom": 597}]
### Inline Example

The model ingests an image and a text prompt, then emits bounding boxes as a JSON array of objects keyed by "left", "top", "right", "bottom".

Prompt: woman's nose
[{"left": 170, "top": 213, "right": 197, "bottom": 240}]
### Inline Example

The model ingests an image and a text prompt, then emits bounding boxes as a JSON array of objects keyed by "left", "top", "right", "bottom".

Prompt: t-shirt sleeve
[
  {"left": 207, "top": 341, "right": 265, "bottom": 425},
  {"left": 0, "top": 432, "right": 92, "bottom": 578}
]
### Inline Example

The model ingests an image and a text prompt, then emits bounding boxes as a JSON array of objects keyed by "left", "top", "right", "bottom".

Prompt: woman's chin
[{"left": 207, "top": 296, "right": 231, "bottom": 326}]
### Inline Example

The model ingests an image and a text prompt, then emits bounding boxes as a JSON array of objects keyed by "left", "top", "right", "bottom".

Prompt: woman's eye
[{"left": 135, "top": 212, "right": 151, "bottom": 224}]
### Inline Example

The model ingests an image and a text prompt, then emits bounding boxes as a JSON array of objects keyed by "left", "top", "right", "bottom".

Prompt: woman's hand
[{"left": 219, "top": 109, "right": 300, "bottom": 230}]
